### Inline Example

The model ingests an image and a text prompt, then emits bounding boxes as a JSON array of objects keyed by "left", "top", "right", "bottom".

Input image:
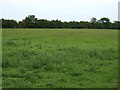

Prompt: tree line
[{"left": 1, "top": 15, "right": 120, "bottom": 29}]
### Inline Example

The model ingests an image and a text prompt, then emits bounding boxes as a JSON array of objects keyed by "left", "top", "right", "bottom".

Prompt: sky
[
  {"left": 119, "top": 1, "right": 120, "bottom": 21},
  {"left": 0, "top": 0, "right": 119, "bottom": 22}
]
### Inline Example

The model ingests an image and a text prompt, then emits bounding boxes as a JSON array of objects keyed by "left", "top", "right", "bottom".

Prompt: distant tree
[
  {"left": 68, "top": 21, "right": 80, "bottom": 28},
  {"left": 113, "top": 21, "right": 120, "bottom": 29},
  {"left": 90, "top": 17, "right": 98, "bottom": 29},
  {"left": 100, "top": 17, "right": 111, "bottom": 29},
  {"left": 24, "top": 15, "right": 37, "bottom": 28},
  {"left": 2, "top": 19, "right": 18, "bottom": 28},
  {"left": 53, "top": 19, "right": 63, "bottom": 28},
  {"left": 100, "top": 17, "right": 110, "bottom": 23},
  {"left": 36, "top": 19, "right": 50, "bottom": 28},
  {"left": 19, "top": 20, "right": 27, "bottom": 28},
  {"left": 1, "top": 16, "right": 119, "bottom": 29},
  {"left": 80, "top": 21, "right": 91, "bottom": 29},
  {"left": 90, "top": 17, "right": 97, "bottom": 23},
  {"left": 63, "top": 22, "right": 71, "bottom": 28}
]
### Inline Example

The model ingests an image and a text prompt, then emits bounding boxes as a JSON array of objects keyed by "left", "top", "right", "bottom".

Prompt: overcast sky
[{"left": 0, "top": 0, "right": 119, "bottom": 22}]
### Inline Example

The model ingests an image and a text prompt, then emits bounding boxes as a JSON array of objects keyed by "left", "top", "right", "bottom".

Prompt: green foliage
[
  {"left": 2, "top": 29, "right": 118, "bottom": 88},
  {"left": 2, "top": 19, "right": 18, "bottom": 28},
  {"left": 1, "top": 15, "right": 120, "bottom": 29}
]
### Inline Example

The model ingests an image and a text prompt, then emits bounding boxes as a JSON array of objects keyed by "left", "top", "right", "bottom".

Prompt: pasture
[{"left": 2, "top": 29, "right": 118, "bottom": 88}]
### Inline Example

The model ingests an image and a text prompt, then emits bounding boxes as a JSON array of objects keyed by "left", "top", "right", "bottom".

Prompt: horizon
[{"left": 0, "top": 15, "right": 118, "bottom": 23}]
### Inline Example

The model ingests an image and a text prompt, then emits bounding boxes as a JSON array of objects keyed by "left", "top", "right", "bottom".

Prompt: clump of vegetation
[{"left": 1, "top": 15, "right": 120, "bottom": 29}]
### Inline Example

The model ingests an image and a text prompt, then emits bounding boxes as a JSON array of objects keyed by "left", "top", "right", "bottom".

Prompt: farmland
[{"left": 2, "top": 29, "right": 118, "bottom": 88}]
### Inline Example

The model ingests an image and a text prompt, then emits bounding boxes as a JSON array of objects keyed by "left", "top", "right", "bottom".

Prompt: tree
[
  {"left": 24, "top": 15, "right": 37, "bottom": 28},
  {"left": 113, "top": 21, "right": 120, "bottom": 29},
  {"left": 90, "top": 17, "right": 97, "bottom": 23},
  {"left": 90, "top": 17, "right": 99, "bottom": 29},
  {"left": 100, "top": 17, "right": 111, "bottom": 29},
  {"left": 80, "top": 21, "right": 91, "bottom": 29},
  {"left": 100, "top": 17, "right": 110, "bottom": 23},
  {"left": 1, "top": 16, "right": 119, "bottom": 29},
  {"left": 19, "top": 20, "right": 27, "bottom": 28},
  {"left": 36, "top": 19, "right": 50, "bottom": 28},
  {"left": 2, "top": 19, "right": 18, "bottom": 28}
]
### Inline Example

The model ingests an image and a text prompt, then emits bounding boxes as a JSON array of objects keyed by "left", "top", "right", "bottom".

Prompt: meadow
[{"left": 2, "top": 29, "right": 118, "bottom": 88}]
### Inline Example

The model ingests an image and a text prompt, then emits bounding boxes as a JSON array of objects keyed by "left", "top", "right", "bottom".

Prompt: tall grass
[{"left": 2, "top": 29, "right": 118, "bottom": 88}]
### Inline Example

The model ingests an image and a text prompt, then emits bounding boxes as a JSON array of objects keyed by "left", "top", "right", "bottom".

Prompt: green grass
[{"left": 2, "top": 29, "right": 118, "bottom": 88}]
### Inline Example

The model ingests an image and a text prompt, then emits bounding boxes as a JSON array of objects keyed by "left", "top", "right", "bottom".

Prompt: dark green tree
[
  {"left": 90, "top": 17, "right": 98, "bottom": 29},
  {"left": 113, "top": 21, "right": 120, "bottom": 29},
  {"left": 90, "top": 17, "right": 97, "bottom": 23},
  {"left": 1, "top": 16, "right": 119, "bottom": 29},
  {"left": 100, "top": 17, "right": 111, "bottom": 29},
  {"left": 24, "top": 15, "right": 37, "bottom": 28},
  {"left": 2, "top": 19, "right": 18, "bottom": 28}
]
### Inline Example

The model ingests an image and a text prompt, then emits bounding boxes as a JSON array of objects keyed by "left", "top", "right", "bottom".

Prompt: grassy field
[{"left": 2, "top": 29, "right": 118, "bottom": 88}]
